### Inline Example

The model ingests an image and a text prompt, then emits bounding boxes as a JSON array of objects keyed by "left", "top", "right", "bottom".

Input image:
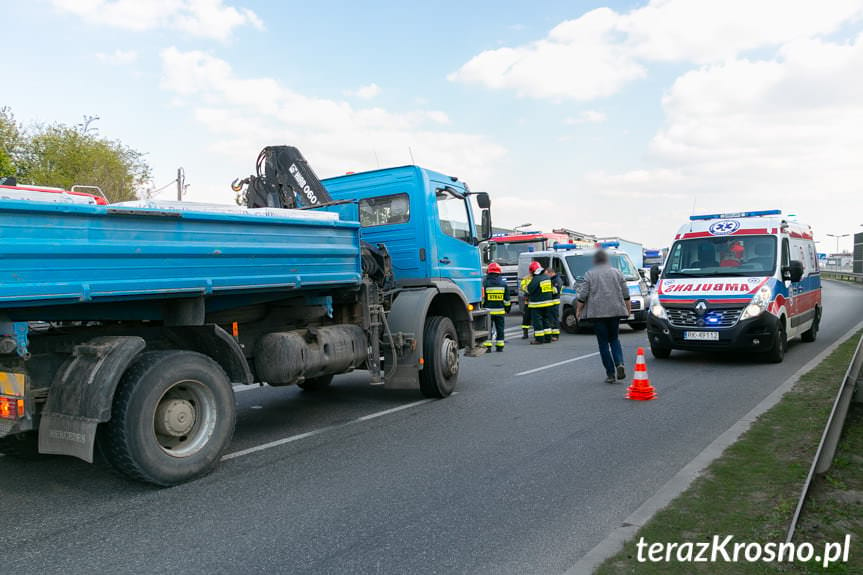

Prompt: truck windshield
[
  {"left": 664, "top": 235, "right": 777, "bottom": 278},
  {"left": 488, "top": 241, "right": 545, "bottom": 266},
  {"left": 565, "top": 254, "right": 640, "bottom": 281}
]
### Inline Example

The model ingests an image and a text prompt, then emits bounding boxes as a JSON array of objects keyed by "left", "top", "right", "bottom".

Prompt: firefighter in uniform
[
  {"left": 482, "top": 263, "right": 510, "bottom": 352},
  {"left": 547, "top": 267, "right": 562, "bottom": 341},
  {"left": 526, "top": 261, "right": 555, "bottom": 344},
  {"left": 520, "top": 272, "right": 533, "bottom": 339}
]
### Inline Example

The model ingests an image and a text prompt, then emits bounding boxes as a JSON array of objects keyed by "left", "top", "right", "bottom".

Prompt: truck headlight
[
  {"left": 650, "top": 302, "right": 667, "bottom": 320},
  {"left": 740, "top": 286, "right": 772, "bottom": 321}
]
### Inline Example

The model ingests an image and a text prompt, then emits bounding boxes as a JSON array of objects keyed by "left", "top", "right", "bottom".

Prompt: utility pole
[{"left": 177, "top": 167, "right": 185, "bottom": 201}]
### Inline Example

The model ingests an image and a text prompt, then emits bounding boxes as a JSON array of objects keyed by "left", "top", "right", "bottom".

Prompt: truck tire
[
  {"left": 297, "top": 374, "right": 334, "bottom": 391},
  {"left": 99, "top": 351, "right": 236, "bottom": 486},
  {"left": 419, "top": 316, "right": 459, "bottom": 398},
  {"left": 562, "top": 307, "right": 580, "bottom": 334},
  {"left": 801, "top": 307, "right": 820, "bottom": 343},
  {"left": 0, "top": 432, "right": 44, "bottom": 460}
]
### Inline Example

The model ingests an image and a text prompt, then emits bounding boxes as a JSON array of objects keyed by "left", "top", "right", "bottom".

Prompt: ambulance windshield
[{"left": 664, "top": 236, "right": 777, "bottom": 278}]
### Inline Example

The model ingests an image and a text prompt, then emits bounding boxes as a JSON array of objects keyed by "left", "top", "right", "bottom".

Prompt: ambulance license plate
[{"left": 684, "top": 331, "right": 719, "bottom": 341}]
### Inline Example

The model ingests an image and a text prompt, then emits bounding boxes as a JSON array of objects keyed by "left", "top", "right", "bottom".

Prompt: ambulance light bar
[
  {"left": 689, "top": 209, "right": 781, "bottom": 221},
  {"left": 597, "top": 241, "right": 619, "bottom": 248}
]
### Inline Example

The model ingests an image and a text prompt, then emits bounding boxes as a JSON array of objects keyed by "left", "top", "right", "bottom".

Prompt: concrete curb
[{"left": 565, "top": 318, "right": 863, "bottom": 575}]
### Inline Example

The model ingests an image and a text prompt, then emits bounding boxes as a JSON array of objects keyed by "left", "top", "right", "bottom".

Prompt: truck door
[{"left": 431, "top": 184, "right": 483, "bottom": 303}]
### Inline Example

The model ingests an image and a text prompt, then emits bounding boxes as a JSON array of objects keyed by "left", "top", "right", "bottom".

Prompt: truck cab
[
  {"left": 518, "top": 245, "right": 650, "bottom": 333},
  {"left": 323, "top": 166, "right": 488, "bottom": 304}
]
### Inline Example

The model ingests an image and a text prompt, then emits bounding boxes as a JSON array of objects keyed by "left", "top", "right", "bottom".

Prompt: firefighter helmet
[
  {"left": 529, "top": 261, "right": 542, "bottom": 274},
  {"left": 487, "top": 262, "right": 502, "bottom": 274}
]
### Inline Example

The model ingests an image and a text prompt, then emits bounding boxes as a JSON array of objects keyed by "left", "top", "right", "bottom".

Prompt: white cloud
[
  {"left": 51, "top": 0, "right": 262, "bottom": 41},
  {"left": 346, "top": 83, "right": 382, "bottom": 100},
  {"left": 565, "top": 110, "right": 606, "bottom": 124},
  {"left": 450, "top": 0, "right": 863, "bottom": 101},
  {"left": 585, "top": 33, "right": 863, "bottom": 246},
  {"left": 95, "top": 49, "right": 138, "bottom": 64},
  {"left": 159, "top": 48, "right": 506, "bottom": 195}
]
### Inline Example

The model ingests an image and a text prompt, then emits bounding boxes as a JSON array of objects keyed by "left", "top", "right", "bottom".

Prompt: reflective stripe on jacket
[{"left": 527, "top": 273, "right": 555, "bottom": 308}]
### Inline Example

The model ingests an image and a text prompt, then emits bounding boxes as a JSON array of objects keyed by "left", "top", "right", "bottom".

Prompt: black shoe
[
  {"left": 496, "top": 347, "right": 504, "bottom": 353},
  {"left": 551, "top": 336, "right": 559, "bottom": 342},
  {"left": 544, "top": 336, "right": 552, "bottom": 344},
  {"left": 616, "top": 365, "right": 626, "bottom": 380},
  {"left": 531, "top": 340, "right": 544, "bottom": 345},
  {"left": 605, "top": 374, "right": 616, "bottom": 384}
]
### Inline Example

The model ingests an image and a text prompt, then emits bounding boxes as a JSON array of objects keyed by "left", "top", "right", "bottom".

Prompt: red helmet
[
  {"left": 487, "top": 262, "right": 502, "bottom": 274},
  {"left": 529, "top": 261, "right": 542, "bottom": 274}
]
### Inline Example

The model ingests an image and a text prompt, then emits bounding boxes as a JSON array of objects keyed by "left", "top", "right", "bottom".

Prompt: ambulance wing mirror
[
  {"left": 649, "top": 265, "right": 660, "bottom": 286},
  {"left": 783, "top": 260, "right": 804, "bottom": 283}
]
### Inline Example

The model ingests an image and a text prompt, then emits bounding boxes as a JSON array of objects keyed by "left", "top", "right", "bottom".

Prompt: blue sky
[{"left": 2, "top": 1, "right": 862, "bottom": 250}]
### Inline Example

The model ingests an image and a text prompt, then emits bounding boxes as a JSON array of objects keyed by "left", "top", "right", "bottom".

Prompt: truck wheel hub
[
  {"left": 155, "top": 399, "right": 196, "bottom": 437},
  {"left": 441, "top": 337, "right": 459, "bottom": 378}
]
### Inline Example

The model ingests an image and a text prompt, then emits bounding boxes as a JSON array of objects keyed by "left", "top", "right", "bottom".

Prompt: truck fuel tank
[{"left": 254, "top": 325, "right": 368, "bottom": 386}]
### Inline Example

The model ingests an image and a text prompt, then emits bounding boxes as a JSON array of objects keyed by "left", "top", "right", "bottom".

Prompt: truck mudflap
[{"left": 38, "top": 336, "right": 145, "bottom": 462}]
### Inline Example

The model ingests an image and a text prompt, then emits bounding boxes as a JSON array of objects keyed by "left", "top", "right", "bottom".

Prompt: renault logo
[{"left": 695, "top": 301, "right": 708, "bottom": 315}]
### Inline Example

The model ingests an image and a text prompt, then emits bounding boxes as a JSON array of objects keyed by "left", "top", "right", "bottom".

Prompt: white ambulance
[{"left": 647, "top": 210, "right": 821, "bottom": 363}]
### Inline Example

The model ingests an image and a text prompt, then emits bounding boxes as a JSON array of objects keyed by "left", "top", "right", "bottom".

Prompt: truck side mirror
[
  {"left": 476, "top": 192, "right": 491, "bottom": 209},
  {"left": 783, "top": 260, "right": 804, "bottom": 283},
  {"left": 649, "top": 265, "right": 660, "bottom": 286},
  {"left": 480, "top": 209, "right": 492, "bottom": 241}
]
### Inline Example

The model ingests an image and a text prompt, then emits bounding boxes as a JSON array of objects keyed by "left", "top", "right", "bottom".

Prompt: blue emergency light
[
  {"left": 597, "top": 241, "right": 619, "bottom": 248},
  {"left": 689, "top": 209, "right": 781, "bottom": 221},
  {"left": 552, "top": 244, "right": 582, "bottom": 251}
]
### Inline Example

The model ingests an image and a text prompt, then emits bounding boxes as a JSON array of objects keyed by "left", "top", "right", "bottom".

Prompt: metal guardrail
[
  {"left": 822, "top": 271, "right": 863, "bottom": 283},
  {"left": 786, "top": 333, "right": 863, "bottom": 542}
]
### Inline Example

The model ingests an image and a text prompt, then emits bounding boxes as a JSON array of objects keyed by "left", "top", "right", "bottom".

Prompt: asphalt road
[{"left": 2, "top": 280, "right": 862, "bottom": 575}]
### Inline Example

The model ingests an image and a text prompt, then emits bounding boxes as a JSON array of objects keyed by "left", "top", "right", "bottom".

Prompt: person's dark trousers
[
  {"left": 521, "top": 306, "right": 532, "bottom": 339},
  {"left": 531, "top": 306, "right": 547, "bottom": 343},
  {"left": 542, "top": 307, "right": 555, "bottom": 342},
  {"left": 491, "top": 314, "right": 506, "bottom": 351},
  {"left": 592, "top": 317, "right": 624, "bottom": 376},
  {"left": 549, "top": 304, "right": 560, "bottom": 340}
]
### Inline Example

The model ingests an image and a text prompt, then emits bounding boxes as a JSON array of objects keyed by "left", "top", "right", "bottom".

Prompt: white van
[
  {"left": 518, "top": 245, "right": 650, "bottom": 333},
  {"left": 647, "top": 210, "right": 822, "bottom": 363}
]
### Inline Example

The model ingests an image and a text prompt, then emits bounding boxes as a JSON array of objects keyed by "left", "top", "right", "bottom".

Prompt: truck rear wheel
[
  {"left": 99, "top": 351, "right": 236, "bottom": 486},
  {"left": 419, "top": 316, "right": 459, "bottom": 398}
]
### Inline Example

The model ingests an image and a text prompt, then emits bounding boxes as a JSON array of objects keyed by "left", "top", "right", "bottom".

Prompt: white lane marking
[
  {"left": 222, "top": 398, "right": 434, "bottom": 461},
  {"left": 515, "top": 352, "right": 600, "bottom": 376}
]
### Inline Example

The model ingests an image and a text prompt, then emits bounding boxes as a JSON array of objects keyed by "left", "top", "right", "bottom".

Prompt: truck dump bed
[{"left": 0, "top": 199, "right": 362, "bottom": 312}]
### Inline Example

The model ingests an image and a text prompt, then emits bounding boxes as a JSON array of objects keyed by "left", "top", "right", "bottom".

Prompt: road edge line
[{"left": 565, "top": 318, "right": 863, "bottom": 575}]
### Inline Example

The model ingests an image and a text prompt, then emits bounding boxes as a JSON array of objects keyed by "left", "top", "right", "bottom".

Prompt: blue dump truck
[{"left": 0, "top": 146, "right": 491, "bottom": 485}]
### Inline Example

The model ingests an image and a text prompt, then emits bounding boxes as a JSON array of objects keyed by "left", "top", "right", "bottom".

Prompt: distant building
[{"left": 854, "top": 232, "right": 863, "bottom": 274}]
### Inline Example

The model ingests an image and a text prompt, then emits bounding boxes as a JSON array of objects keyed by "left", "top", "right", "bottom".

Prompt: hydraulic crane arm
[{"left": 233, "top": 146, "right": 333, "bottom": 209}]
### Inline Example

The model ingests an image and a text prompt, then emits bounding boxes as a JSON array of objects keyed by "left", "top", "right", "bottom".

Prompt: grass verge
[{"left": 596, "top": 332, "right": 863, "bottom": 574}]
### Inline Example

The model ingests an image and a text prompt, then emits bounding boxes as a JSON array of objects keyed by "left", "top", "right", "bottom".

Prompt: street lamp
[{"left": 826, "top": 233, "right": 850, "bottom": 254}]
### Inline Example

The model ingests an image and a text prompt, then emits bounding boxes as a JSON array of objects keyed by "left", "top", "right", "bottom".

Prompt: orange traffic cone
[{"left": 626, "top": 347, "right": 657, "bottom": 401}]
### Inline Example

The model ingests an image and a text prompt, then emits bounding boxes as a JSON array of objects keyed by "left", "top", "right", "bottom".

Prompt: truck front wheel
[
  {"left": 99, "top": 351, "right": 236, "bottom": 486},
  {"left": 419, "top": 316, "right": 459, "bottom": 398}
]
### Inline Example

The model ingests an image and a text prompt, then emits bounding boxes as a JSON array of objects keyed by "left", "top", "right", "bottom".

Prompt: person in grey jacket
[{"left": 576, "top": 250, "right": 632, "bottom": 383}]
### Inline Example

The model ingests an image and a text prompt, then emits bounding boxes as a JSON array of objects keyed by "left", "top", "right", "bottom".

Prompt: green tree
[
  {"left": 1, "top": 108, "right": 151, "bottom": 202},
  {"left": 0, "top": 107, "right": 21, "bottom": 178}
]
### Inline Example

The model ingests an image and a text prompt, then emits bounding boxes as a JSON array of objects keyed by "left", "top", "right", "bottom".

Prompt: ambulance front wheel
[{"left": 650, "top": 342, "right": 671, "bottom": 359}]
